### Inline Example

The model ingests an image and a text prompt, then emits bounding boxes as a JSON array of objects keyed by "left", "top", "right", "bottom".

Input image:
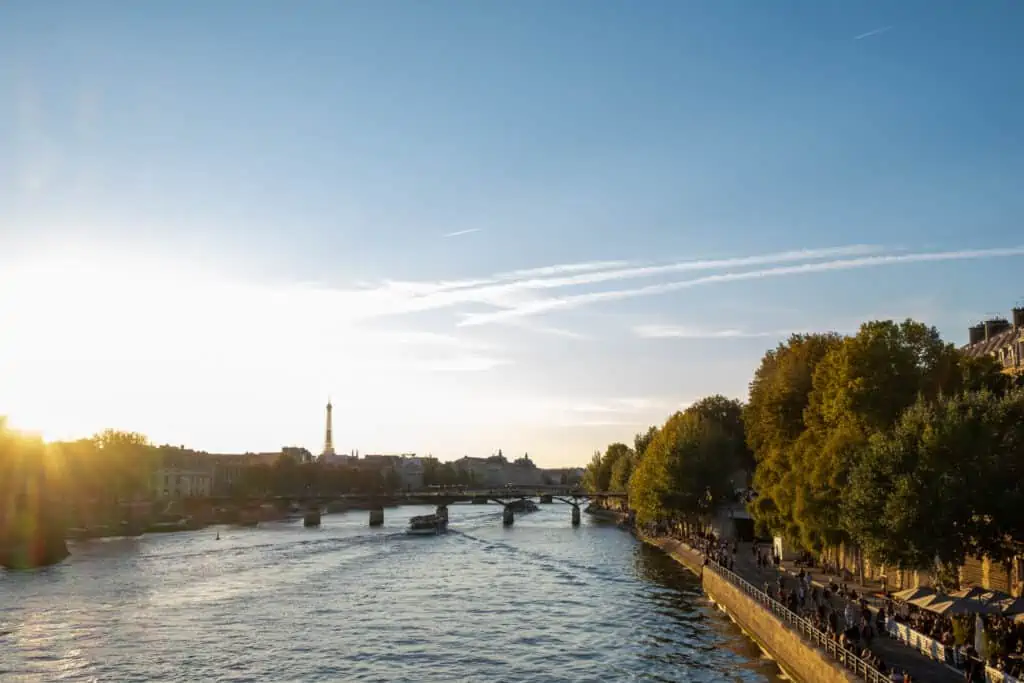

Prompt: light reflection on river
[{"left": 0, "top": 504, "right": 785, "bottom": 682}]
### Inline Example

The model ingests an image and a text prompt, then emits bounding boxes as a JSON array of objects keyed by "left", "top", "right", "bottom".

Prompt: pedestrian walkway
[
  {"left": 727, "top": 542, "right": 962, "bottom": 682},
  {"left": 658, "top": 534, "right": 964, "bottom": 683}
]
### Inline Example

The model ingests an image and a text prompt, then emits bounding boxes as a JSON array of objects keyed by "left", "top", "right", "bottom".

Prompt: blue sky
[{"left": 1, "top": 1, "right": 1023, "bottom": 465}]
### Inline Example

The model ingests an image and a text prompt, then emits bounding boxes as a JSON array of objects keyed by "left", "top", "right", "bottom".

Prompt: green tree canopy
[
  {"left": 807, "top": 320, "right": 959, "bottom": 435},
  {"left": 583, "top": 443, "right": 631, "bottom": 492},
  {"left": 628, "top": 404, "right": 743, "bottom": 525},
  {"left": 744, "top": 333, "right": 842, "bottom": 540},
  {"left": 633, "top": 426, "right": 658, "bottom": 460},
  {"left": 687, "top": 394, "right": 752, "bottom": 473},
  {"left": 843, "top": 389, "right": 1024, "bottom": 570},
  {"left": 788, "top": 320, "right": 964, "bottom": 550},
  {"left": 608, "top": 445, "right": 636, "bottom": 492}
]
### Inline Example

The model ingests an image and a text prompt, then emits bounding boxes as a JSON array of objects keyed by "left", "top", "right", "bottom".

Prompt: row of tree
[
  {"left": 586, "top": 318, "right": 1022, "bottom": 575},
  {"left": 0, "top": 424, "right": 445, "bottom": 525},
  {"left": 584, "top": 396, "right": 752, "bottom": 523}
]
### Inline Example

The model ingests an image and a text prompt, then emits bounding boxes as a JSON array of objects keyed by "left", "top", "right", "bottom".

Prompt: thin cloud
[
  {"left": 443, "top": 228, "right": 481, "bottom": 238},
  {"left": 478, "top": 314, "right": 589, "bottom": 340},
  {"left": 369, "top": 245, "right": 886, "bottom": 318},
  {"left": 854, "top": 25, "right": 893, "bottom": 40},
  {"left": 421, "top": 356, "right": 510, "bottom": 373},
  {"left": 634, "top": 325, "right": 780, "bottom": 340},
  {"left": 377, "top": 260, "right": 633, "bottom": 299},
  {"left": 458, "top": 246, "right": 1024, "bottom": 327},
  {"left": 496, "top": 260, "right": 633, "bottom": 279}
]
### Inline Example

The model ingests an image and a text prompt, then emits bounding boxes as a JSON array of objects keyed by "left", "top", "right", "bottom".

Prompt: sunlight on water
[{"left": 0, "top": 504, "right": 785, "bottom": 682}]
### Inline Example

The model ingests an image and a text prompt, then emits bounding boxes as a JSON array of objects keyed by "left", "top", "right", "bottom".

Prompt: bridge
[{"left": 193, "top": 488, "right": 628, "bottom": 528}]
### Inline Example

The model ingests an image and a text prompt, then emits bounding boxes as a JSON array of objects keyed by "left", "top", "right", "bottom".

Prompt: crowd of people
[
  {"left": 641, "top": 523, "right": 920, "bottom": 682},
  {"left": 635, "top": 518, "right": 1024, "bottom": 681},
  {"left": 886, "top": 598, "right": 1024, "bottom": 680}
]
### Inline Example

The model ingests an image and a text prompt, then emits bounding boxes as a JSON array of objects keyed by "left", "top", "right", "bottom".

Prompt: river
[{"left": 0, "top": 503, "right": 785, "bottom": 682}]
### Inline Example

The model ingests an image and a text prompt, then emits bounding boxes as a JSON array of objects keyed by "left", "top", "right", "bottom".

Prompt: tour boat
[
  {"left": 507, "top": 499, "right": 540, "bottom": 514},
  {"left": 407, "top": 513, "right": 448, "bottom": 536}
]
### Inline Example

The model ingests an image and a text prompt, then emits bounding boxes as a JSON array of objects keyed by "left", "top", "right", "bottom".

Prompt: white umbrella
[
  {"left": 926, "top": 598, "right": 1000, "bottom": 615},
  {"left": 909, "top": 593, "right": 949, "bottom": 610},
  {"left": 950, "top": 586, "right": 990, "bottom": 600},
  {"left": 994, "top": 597, "right": 1024, "bottom": 616},
  {"left": 894, "top": 586, "right": 936, "bottom": 603}
]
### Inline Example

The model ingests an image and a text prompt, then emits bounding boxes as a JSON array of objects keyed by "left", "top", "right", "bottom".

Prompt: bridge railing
[
  {"left": 199, "top": 488, "right": 625, "bottom": 501},
  {"left": 701, "top": 554, "right": 888, "bottom": 683}
]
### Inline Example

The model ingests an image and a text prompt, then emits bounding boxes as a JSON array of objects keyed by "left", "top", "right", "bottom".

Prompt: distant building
[
  {"left": 209, "top": 454, "right": 248, "bottom": 495},
  {"left": 453, "top": 456, "right": 545, "bottom": 487},
  {"left": 282, "top": 446, "right": 314, "bottom": 464},
  {"left": 453, "top": 456, "right": 506, "bottom": 487},
  {"left": 153, "top": 466, "right": 213, "bottom": 499},
  {"left": 396, "top": 456, "right": 426, "bottom": 489},
  {"left": 962, "top": 307, "right": 1024, "bottom": 375},
  {"left": 362, "top": 454, "right": 397, "bottom": 469},
  {"left": 321, "top": 452, "right": 358, "bottom": 466},
  {"left": 540, "top": 467, "right": 585, "bottom": 486}
]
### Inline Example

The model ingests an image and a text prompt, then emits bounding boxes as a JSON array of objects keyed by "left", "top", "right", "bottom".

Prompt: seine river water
[{"left": 1, "top": 504, "right": 785, "bottom": 682}]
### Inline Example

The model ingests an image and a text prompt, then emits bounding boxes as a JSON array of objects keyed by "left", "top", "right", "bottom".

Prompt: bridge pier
[
  {"left": 571, "top": 504, "right": 581, "bottom": 526},
  {"left": 539, "top": 494, "right": 553, "bottom": 504},
  {"left": 369, "top": 507, "right": 384, "bottom": 527},
  {"left": 502, "top": 506, "right": 514, "bottom": 527},
  {"left": 303, "top": 507, "right": 321, "bottom": 527}
]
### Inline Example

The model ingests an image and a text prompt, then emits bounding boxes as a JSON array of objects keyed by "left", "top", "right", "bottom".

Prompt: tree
[
  {"left": 960, "top": 354, "right": 1014, "bottom": 395},
  {"left": 633, "top": 426, "right": 658, "bottom": 460},
  {"left": 582, "top": 451, "right": 602, "bottom": 492},
  {"left": 808, "top": 320, "right": 959, "bottom": 436},
  {"left": 842, "top": 389, "right": 1024, "bottom": 571},
  {"left": 609, "top": 451, "right": 634, "bottom": 492},
  {"left": 687, "top": 395, "right": 752, "bottom": 474},
  {"left": 628, "top": 409, "right": 737, "bottom": 525},
  {"left": 583, "top": 443, "right": 630, "bottom": 492},
  {"left": 791, "top": 320, "right": 963, "bottom": 551},
  {"left": 92, "top": 429, "right": 157, "bottom": 502},
  {"left": 744, "top": 333, "right": 842, "bottom": 540},
  {"left": 273, "top": 451, "right": 303, "bottom": 494},
  {"left": 0, "top": 420, "right": 69, "bottom": 568}
]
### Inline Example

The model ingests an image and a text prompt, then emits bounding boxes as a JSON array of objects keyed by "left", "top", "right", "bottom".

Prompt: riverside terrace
[
  {"left": 657, "top": 529, "right": 1024, "bottom": 683},
  {"left": 186, "top": 487, "right": 627, "bottom": 527}
]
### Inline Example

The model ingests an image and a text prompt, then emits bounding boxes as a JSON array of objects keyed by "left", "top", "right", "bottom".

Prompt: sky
[{"left": 1, "top": 1, "right": 1023, "bottom": 466}]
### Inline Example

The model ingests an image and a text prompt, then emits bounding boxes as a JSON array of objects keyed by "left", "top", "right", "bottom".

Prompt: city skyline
[{"left": 2, "top": 2, "right": 1023, "bottom": 465}]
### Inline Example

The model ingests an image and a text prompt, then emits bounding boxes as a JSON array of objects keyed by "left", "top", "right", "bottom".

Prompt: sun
[{"left": 0, "top": 248, "right": 226, "bottom": 442}]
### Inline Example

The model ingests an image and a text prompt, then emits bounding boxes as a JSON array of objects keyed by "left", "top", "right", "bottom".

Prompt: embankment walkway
[{"left": 644, "top": 535, "right": 962, "bottom": 683}]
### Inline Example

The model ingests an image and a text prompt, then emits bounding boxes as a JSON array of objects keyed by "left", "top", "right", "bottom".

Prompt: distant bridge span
[
  {"left": 194, "top": 488, "right": 627, "bottom": 528},
  {"left": 199, "top": 487, "right": 627, "bottom": 507}
]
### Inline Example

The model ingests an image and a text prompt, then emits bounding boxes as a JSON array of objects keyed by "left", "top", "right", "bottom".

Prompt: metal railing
[{"left": 696, "top": 550, "right": 889, "bottom": 683}]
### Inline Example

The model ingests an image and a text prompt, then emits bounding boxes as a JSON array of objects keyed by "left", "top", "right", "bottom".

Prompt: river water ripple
[{"left": 0, "top": 504, "right": 785, "bottom": 682}]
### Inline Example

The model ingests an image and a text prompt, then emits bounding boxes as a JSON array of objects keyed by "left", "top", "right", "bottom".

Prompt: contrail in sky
[
  {"left": 443, "top": 228, "right": 481, "bottom": 238},
  {"left": 854, "top": 26, "right": 893, "bottom": 40},
  {"left": 457, "top": 246, "right": 1024, "bottom": 327}
]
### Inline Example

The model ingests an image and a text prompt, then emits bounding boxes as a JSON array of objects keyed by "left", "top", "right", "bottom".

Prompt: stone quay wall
[{"left": 644, "top": 535, "right": 863, "bottom": 683}]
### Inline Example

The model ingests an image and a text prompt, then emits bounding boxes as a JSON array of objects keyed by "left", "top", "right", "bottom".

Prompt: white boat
[{"left": 407, "top": 513, "right": 447, "bottom": 536}]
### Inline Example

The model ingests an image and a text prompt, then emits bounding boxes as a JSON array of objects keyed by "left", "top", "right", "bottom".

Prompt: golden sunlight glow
[{"left": 0, "top": 248, "right": 575, "bottom": 455}]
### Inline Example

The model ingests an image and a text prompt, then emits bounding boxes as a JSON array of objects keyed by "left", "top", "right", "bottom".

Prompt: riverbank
[
  {"left": 641, "top": 535, "right": 840, "bottom": 683},
  {"left": 583, "top": 504, "right": 626, "bottom": 523},
  {"left": 639, "top": 533, "right": 960, "bottom": 683}
]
